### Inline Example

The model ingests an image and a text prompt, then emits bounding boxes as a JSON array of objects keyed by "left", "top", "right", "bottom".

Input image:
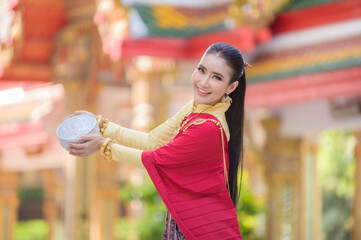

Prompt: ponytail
[{"left": 226, "top": 73, "right": 246, "bottom": 206}]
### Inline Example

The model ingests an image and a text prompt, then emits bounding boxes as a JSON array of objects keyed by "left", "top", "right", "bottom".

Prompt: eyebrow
[{"left": 199, "top": 64, "right": 224, "bottom": 78}]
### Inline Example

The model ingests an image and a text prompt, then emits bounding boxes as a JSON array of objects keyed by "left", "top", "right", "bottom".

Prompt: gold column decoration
[
  {"left": 300, "top": 139, "right": 322, "bottom": 240},
  {"left": 73, "top": 156, "right": 96, "bottom": 240},
  {"left": 261, "top": 118, "right": 303, "bottom": 240},
  {"left": 353, "top": 132, "right": 361, "bottom": 240},
  {"left": 0, "top": 157, "right": 19, "bottom": 240},
  {"left": 0, "top": 5, "right": 21, "bottom": 70},
  {"left": 94, "top": 0, "right": 128, "bottom": 62},
  {"left": 64, "top": 155, "right": 98, "bottom": 240},
  {"left": 229, "top": 0, "right": 290, "bottom": 28},
  {"left": 90, "top": 157, "right": 118, "bottom": 240},
  {"left": 125, "top": 56, "right": 176, "bottom": 131}
]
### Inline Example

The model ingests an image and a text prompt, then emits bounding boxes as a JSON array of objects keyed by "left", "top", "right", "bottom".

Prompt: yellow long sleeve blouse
[{"left": 102, "top": 99, "right": 230, "bottom": 168}]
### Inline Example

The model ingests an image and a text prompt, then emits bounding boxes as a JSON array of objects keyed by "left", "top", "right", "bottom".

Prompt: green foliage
[
  {"left": 15, "top": 220, "right": 48, "bottom": 240},
  {"left": 319, "top": 131, "right": 356, "bottom": 198},
  {"left": 116, "top": 177, "right": 166, "bottom": 240},
  {"left": 237, "top": 171, "right": 265, "bottom": 240},
  {"left": 18, "top": 188, "right": 44, "bottom": 201},
  {"left": 318, "top": 130, "right": 356, "bottom": 240}
]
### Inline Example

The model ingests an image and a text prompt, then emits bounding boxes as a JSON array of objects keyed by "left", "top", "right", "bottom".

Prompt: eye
[
  {"left": 213, "top": 75, "right": 222, "bottom": 81},
  {"left": 197, "top": 67, "right": 205, "bottom": 73}
]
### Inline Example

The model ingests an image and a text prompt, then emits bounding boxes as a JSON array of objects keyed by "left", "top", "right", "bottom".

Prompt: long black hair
[{"left": 205, "top": 42, "right": 246, "bottom": 206}]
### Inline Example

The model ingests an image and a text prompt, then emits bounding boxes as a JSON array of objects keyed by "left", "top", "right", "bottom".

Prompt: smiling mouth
[{"left": 197, "top": 87, "right": 211, "bottom": 96}]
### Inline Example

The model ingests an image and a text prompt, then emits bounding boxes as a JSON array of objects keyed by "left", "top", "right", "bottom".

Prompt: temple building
[{"left": 0, "top": 0, "right": 360, "bottom": 239}]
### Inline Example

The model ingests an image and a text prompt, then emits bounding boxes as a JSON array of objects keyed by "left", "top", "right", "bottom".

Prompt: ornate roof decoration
[
  {"left": 92, "top": 0, "right": 278, "bottom": 60},
  {"left": 0, "top": 0, "right": 66, "bottom": 82},
  {"left": 122, "top": 0, "right": 233, "bottom": 8},
  {"left": 0, "top": 0, "right": 15, "bottom": 44},
  {"left": 271, "top": 0, "right": 361, "bottom": 34},
  {"left": 247, "top": 0, "right": 361, "bottom": 84},
  {"left": 230, "top": 0, "right": 289, "bottom": 28},
  {"left": 247, "top": 34, "right": 361, "bottom": 83},
  {"left": 246, "top": 66, "right": 361, "bottom": 108},
  {"left": 0, "top": 0, "right": 17, "bottom": 69},
  {"left": 281, "top": 0, "right": 341, "bottom": 11},
  {"left": 244, "top": 0, "right": 361, "bottom": 108},
  {"left": 127, "top": 1, "right": 233, "bottom": 38}
]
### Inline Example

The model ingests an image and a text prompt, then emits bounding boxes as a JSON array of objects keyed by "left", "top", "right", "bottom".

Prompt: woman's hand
[{"left": 68, "top": 134, "right": 105, "bottom": 157}]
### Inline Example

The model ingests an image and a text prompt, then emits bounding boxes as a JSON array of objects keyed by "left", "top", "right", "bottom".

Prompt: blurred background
[{"left": 0, "top": 0, "right": 361, "bottom": 239}]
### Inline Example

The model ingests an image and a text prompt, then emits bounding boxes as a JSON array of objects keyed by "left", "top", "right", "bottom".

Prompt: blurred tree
[
  {"left": 237, "top": 170, "right": 265, "bottom": 240},
  {"left": 116, "top": 177, "right": 166, "bottom": 240},
  {"left": 318, "top": 130, "right": 356, "bottom": 240},
  {"left": 18, "top": 187, "right": 44, "bottom": 220}
]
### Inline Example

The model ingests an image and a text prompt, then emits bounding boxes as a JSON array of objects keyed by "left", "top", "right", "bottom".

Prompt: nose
[{"left": 198, "top": 75, "right": 210, "bottom": 88}]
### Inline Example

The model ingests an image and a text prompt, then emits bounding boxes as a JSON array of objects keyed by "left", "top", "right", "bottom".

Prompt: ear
[{"left": 226, "top": 81, "right": 239, "bottom": 95}]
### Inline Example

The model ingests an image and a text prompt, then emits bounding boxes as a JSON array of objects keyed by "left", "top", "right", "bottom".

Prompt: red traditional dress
[{"left": 103, "top": 99, "right": 242, "bottom": 240}]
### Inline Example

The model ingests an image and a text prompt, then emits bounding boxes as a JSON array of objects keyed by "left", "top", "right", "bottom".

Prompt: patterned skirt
[{"left": 162, "top": 210, "right": 187, "bottom": 240}]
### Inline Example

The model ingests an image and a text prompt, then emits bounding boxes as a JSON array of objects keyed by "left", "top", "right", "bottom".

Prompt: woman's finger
[
  {"left": 67, "top": 134, "right": 103, "bottom": 157},
  {"left": 68, "top": 142, "right": 86, "bottom": 150},
  {"left": 78, "top": 134, "right": 98, "bottom": 142},
  {"left": 68, "top": 147, "right": 83, "bottom": 154}
]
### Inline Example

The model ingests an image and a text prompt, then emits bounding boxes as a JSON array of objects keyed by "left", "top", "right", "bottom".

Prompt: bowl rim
[{"left": 56, "top": 113, "right": 97, "bottom": 141}]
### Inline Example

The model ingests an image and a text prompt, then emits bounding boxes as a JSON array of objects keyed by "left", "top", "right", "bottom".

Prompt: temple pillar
[
  {"left": 42, "top": 170, "right": 59, "bottom": 240},
  {"left": 300, "top": 139, "right": 322, "bottom": 240},
  {"left": 64, "top": 155, "right": 98, "bottom": 240},
  {"left": 261, "top": 119, "right": 323, "bottom": 240},
  {"left": 353, "top": 132, "right": 361, "bottom": 240},
  {"left": 261, "top": 118, "right": 303, "bottom": 240},
  {"left": 0, "top": 157, "right": 19, "bottom": 240},
  {"left": 89, "top": 159, "right": 118, "bottom": 240},
  {"left": 126, "top": 56, "right": 176, "bottom": 131}
]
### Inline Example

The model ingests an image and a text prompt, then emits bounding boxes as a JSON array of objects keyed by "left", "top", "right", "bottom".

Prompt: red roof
[
  {"left": 113, "top": 27, "right": 271, "bottom": 60},
  {"left": 246, "top": 66, "right": 361, "bottom": 108}
]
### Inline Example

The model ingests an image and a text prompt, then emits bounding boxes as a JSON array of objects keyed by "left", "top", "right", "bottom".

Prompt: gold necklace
[{"left": 171, "top": 105, "right": 213, "bottom": 140}]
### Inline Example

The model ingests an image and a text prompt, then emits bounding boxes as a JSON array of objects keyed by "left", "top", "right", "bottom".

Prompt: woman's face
[{"left": 192, "top": 53, "right": 238, "bottom": 106}]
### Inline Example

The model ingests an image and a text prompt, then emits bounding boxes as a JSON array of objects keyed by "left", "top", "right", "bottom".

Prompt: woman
[{"left": 68, "top": 42, "right": 246, "bottom": 240}]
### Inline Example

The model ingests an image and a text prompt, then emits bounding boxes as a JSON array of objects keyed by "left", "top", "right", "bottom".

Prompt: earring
[{"left": 224, "top": 93, "right": 232, "bottom": 104}]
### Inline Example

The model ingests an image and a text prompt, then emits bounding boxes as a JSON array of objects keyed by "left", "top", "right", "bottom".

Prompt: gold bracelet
[
  {"left": 100, "top": 138, "right": 111, "bottom": 155},
  {"left": 100, "top": 119, "right": 109, "bottom": 136},
  {"left": 103, "top": 139, "right": 117, "bottom": 161},
  {"left": 97, "top": 115, "right": 102, "bottom": 128}
]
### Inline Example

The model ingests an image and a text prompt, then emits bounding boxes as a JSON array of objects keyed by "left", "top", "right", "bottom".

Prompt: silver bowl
[{"left": 56, "top": 114, "right": 99, "bottom": 150}]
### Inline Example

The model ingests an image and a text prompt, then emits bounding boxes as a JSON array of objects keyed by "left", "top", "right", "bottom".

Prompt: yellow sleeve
[
  {"left": 111, "top": 143, "right": 144, "bottom": 169},
  {"left": 102, "top": 99, "right": 193, "bottom": 150}
]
